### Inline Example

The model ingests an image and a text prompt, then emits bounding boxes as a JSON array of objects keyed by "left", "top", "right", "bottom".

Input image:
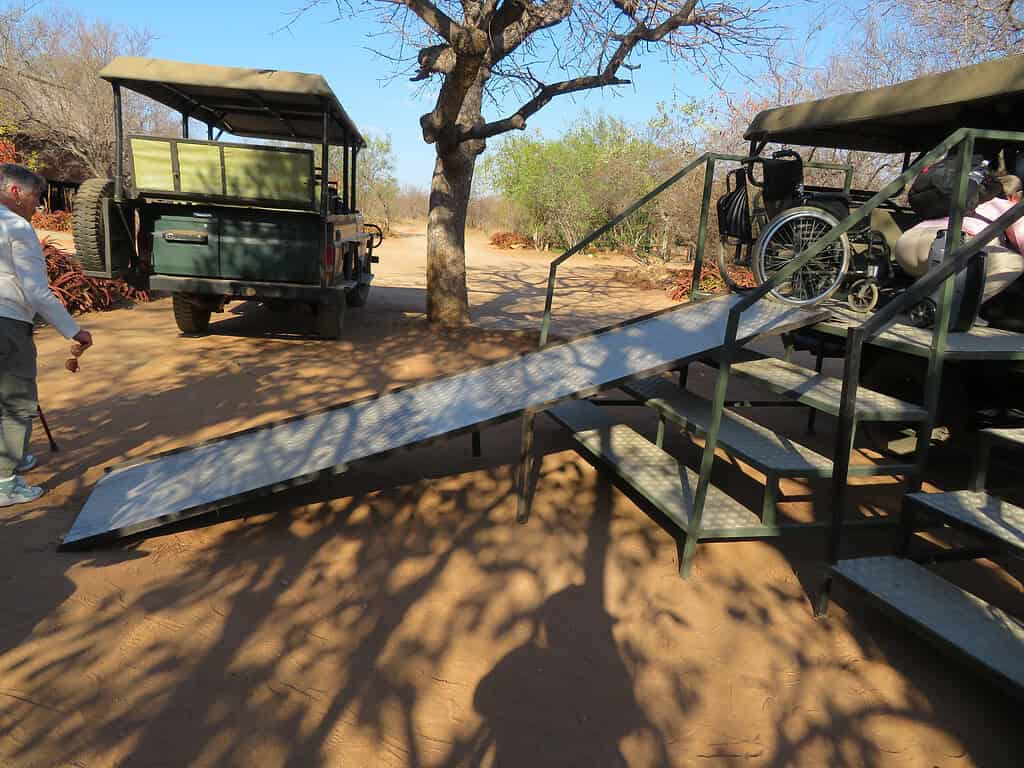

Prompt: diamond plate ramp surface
[{"left": 63, "top": 296, "right": 824, "bottom": 548}]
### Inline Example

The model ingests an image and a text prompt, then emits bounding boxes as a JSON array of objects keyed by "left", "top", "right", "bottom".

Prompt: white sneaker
[
  {"left": 0, "top": 476, "right": 43, "bottom": 507},
  {"left": 16, "top": 453, "right": 36, "bottom": 472}
]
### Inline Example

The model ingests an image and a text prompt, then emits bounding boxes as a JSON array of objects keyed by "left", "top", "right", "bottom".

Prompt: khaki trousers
[{"left": 0, "top": 317, "right": 37, "bottom": 477}]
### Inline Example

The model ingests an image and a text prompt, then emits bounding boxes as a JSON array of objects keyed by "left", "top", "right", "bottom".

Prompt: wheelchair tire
[{"left": 751, "top": 205, "right": 850, "bottom": 306}]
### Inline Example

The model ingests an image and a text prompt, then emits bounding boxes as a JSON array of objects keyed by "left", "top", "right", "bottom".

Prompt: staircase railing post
[
  {"left": 907, "top": 134, "right": 974, "bottom": 494},
  {"left": 684, "top": 302, "right": 742, "bottom": 575},
  {"left": 689, "top": 155, "right": 717, "bottom": 301},
  {"left": 815, "top": 324, "right": 865, "bottom": 616}
]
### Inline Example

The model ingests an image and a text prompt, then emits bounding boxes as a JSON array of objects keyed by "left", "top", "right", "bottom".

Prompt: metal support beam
[
  {"left": 342, "top": 135, "right": 349, "bottom": 212},
  {"left": 113, "top": 83, "right": 124, "bottom": 202},
  {"left": 181, "top": 112, "right": 190, "bottom": 139},
  {"left": 351, "top": 147, "right": 358, "bottom": 212},
  {"left": 320, "top": 110, "right": 330, "bottom": 218}
]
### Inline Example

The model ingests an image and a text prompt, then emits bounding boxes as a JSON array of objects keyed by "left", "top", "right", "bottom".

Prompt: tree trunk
[{"left": 425, "top": 129, "right": 478, "bottom": 325}]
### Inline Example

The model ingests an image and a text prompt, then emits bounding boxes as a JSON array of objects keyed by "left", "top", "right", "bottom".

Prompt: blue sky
[{"left": 56, "top": 0, "right": 855, "bottom": 186}]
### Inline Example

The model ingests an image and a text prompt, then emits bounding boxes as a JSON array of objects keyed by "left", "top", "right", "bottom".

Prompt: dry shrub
[
  {"left": 43, "top": 237, "right": 149, "bottom": 314},
  {"left": 668, "top": 265, "right": 755, "bottom": 300},
  {"left": 488, "top": 231, "right": 533, "bottom": 249},
  {"left": 611, "top": 264, "right": 677, "bottom": 290},
  {"left": 32, "top": 210, "right": 72, "bottom": 231}
]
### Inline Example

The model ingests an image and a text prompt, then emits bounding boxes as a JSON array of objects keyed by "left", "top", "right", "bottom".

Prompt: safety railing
[{"left": 537, "top": 154, "right": 853, "bottom": 346}]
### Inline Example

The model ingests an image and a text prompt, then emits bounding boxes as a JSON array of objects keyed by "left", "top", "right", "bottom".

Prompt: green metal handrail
[{"left": 538, "top": 153, "right": 853, "bottom": 346}]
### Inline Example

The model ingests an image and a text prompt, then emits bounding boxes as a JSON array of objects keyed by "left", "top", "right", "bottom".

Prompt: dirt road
[{"left": 0, "top": 223, "right": 1019, "bottom": 767}]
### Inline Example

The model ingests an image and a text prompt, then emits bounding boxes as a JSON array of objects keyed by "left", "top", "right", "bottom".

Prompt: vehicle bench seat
[{"left": 129, "top": 136, "right": 316, "bottom": 209}]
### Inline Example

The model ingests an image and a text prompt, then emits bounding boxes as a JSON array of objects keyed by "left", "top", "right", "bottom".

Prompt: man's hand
[{"left": 72, "top": 329, "right": 93, "bottom": 353}]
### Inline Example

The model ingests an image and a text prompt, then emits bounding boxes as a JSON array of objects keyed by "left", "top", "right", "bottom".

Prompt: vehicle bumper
[{"left": 149, "top": 275, "right": 356, "bottom": 305}]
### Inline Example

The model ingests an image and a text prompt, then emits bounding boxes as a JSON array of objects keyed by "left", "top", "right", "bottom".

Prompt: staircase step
[
  {"left": 622, "top": 377, "right": 833, "bottom": 477},
  {"left": 547, "top": 399, "right": 763, "bottom": 537},
  {"left": 983, "top": 427, "right": 1024, "bottom": 449},
  {"left": 731, "top": 357, "right": 928, "bottom": 422},
  {"left": 833, "top": 556, "right": 1024, "bottom": 697},
  {"left": 906, "top": 491, "right": 1024, "bottom": 554}
]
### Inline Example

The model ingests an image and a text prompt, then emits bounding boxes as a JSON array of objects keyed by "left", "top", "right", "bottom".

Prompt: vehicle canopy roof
[
  {"left": 100, "top": 56, "right": 365, "bottom": 148},
  {"left": 744, "top": 55, "right": 1024, "bottom": 154}
]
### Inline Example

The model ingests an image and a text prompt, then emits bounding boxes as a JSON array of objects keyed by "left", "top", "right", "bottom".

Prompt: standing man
[{"left": 0, "top": 164, "right": 92, "bottom": 506}]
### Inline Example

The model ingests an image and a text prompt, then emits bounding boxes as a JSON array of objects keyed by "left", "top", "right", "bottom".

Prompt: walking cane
[{"left": 37, "top": 405, "right": 58, "bottom": 452}]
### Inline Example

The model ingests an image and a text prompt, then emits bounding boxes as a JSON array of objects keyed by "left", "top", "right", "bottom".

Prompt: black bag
[
  {"left": 908, "top": 155, "right": 999, "bottom": 219},
  {"left": 717, "top": 168, "right": 753, "bottom": 244}
]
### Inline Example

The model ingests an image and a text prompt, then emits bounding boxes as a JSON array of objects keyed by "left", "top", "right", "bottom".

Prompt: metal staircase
[{"left": 532, "top": 128, "right": 1024, "bottom": 694}]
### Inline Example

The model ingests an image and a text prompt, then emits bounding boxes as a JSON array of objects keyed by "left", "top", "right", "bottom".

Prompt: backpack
[
  {"left": 716, "top": 168, "right": 753, "bottom": 244},
  {"left": 908, "top": 155, "right": 1000, "bottom": 219}
]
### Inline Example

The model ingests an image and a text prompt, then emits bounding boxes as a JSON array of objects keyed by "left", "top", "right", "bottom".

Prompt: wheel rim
[{"left": 753, "top": 208, "right": 850, "bottom": 306}]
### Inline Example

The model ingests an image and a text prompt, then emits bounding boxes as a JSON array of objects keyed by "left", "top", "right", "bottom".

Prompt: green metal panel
[
  {"left": 151, "top": 212, "right": 219, "bottom": 277},
  {"left": 223, "top": 146, "right": 313, "bottom": 206},
  {"left": 218, "top": 210, "right": 321, "bottom": 283},
  {"left": 130, "top": 138, "right": 174, "bottom": 191},
  {"left": 177, "top": 142, "right": 222, "bottom": 195}
]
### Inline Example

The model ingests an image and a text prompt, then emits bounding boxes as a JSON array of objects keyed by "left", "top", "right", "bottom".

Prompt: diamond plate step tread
[
  {"left": 547, "top": 399, "right": 761, "bottom": 535},
  {"left": 731, "top": 357, "right": 928, "bottom": 422},
  {"left": 64, "top": 295, "right": 824, "bottom": 547},
  {"left": 907, "top": 491, "right": 1024, "bottom": 553},
  {"left": 833, "top": 556, "right": 1024, "bottom": 692},
  {"left": 622, "top": 376, "right": 833, "bottom": 476},
  {"left": 982, "top": 427, "right": 1024, "bottom": 449}
]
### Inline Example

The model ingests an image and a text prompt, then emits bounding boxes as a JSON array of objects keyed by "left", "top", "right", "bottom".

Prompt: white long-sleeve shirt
[{"left": 0, "top": 203, "right": 80, "bottom": 339}]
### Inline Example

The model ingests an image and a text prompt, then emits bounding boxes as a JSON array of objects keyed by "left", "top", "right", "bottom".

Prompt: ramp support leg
[
  {"left": 515, "top": 411, "right": 538, "bottom": 524},
  {"left": 970, "top": 432, "right": 992, "bottom": 491},
  {"left": 655, "top": 415, "right": 666, "bottom": 450},
  {"left": 678, "top": 534, "right": 698, "bottom": 579},
  {"left": 762, "top": 473, "right": 779, "bottom": 526}
]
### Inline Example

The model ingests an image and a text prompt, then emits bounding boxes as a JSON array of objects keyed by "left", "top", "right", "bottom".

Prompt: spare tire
[{"left": 72, "top": 178, "right": 114, "bottom": 273}]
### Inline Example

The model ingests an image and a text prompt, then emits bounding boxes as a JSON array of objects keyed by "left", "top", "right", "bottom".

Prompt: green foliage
[{"left": 483, "top": 111, "right": 705, "bottom": 262}]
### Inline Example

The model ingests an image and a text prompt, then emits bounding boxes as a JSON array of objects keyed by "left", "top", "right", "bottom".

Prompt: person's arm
[{"left": 10, "top": 227, "right": 81, "bottom": 339}]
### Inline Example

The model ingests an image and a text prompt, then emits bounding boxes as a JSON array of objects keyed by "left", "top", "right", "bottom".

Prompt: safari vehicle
[{"left": 72, "top": 56, "right": 382, "bottom": 339}]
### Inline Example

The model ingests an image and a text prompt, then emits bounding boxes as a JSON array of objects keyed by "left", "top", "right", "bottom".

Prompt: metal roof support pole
[
  {"left": 320, "top": 109, "right": 329, "bottom": 217},
  {"left": 351, "top": 147, "right": 358, "bottom": 212},
  {"left": 207, "top": 123, "right": 214, "bottom": 141},
  {"left": 113, "top": 82, "right": 124, "bottom": 202},
  {"left": 342, "top": 132, "right": 349, "bottom": 212},
  {"left": 181, "top": 112, "right": 190, "bottom": 139}
]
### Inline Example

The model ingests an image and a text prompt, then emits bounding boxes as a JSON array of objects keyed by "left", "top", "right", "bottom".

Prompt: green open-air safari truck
[{"left": 71, "top": 56, "right": 381, "bottom": 338}]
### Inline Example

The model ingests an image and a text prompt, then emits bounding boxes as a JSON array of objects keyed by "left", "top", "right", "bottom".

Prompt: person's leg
[
  {"left": 982, "top": 245, "right": 1024, "bottom": 303},
  {"left": 0, "top": 319, "right": 41, "bottom": 505},
  {"left": 0, "top": 371, "right": 36, "bottom": 477}
]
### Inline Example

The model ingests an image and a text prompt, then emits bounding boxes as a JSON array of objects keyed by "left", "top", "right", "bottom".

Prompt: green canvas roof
[
  {"left": 100, "top": 56, "right": 365, "bottom": 147},
  {"left": 745, "top": 55, "right": 1024, "bottom": 153}
]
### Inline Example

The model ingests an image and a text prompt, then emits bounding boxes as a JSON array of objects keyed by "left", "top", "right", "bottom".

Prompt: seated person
[{"left": 895, "top": 175, "right": 1024, "bottom": 304}]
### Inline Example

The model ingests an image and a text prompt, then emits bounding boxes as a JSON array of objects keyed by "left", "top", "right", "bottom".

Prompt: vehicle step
[
  {"left": 622, "top": 376, "right": 834, "bottom": 478},
  {"left": 906, "top": 491, "right": 1024, "bottom": 554},
  {"left": 832, "top": 556, "right": 1024, "bottom": 698},
  {"left": 546, "top": 399, "right": 763, "bottom": 538},
  {"left": 731, "top": 357, "right": 928, "bottom": 422}
]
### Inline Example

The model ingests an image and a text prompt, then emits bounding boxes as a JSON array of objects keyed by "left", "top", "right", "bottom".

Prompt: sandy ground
[{"left": 1, "top": 221, "right": 1022, "bottom": 767}]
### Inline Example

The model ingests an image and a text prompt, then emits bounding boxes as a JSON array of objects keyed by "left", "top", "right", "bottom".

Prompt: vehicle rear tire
[
  {"left": 72, "top": 178, "right": 115, "bottom": 272},
  {"left": 752, "top": 205, "right": 850, "bottom": 306},
  {"left": 316, "top": 299, "right": 346, "bottom": 340},
  {"left": 172, "top": 294, "right": 212, "bottom": 335}
]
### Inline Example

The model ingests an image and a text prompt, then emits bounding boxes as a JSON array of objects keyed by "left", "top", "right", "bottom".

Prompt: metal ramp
[{"left": 61, "top": 295, "right": 824, "bottom": 549}]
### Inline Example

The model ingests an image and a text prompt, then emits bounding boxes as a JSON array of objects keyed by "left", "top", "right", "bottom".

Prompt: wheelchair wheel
[{"left": 752, "top": 205, "right": 850, "bottom": 306}]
